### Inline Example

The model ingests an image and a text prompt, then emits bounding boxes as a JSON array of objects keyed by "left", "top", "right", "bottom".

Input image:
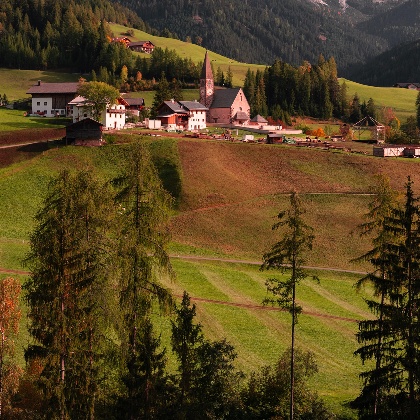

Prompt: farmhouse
[
  {"left": 156, "top": 100, "right": 208, "bottom": 130},
  {"left": 68, "top": 96, "right": 127, "bottom": 130},
  {"left": 26, "top": 81, "right": 79, "bottom": 117},
  {"left": 128, "top": 41, "right": 155, "bottom": 53},
  {"left": 393, "top": 83, "right": 420, "bottom": 91},
  {"left": 199, "top": 51, "right": 250, "bottom": 125}
]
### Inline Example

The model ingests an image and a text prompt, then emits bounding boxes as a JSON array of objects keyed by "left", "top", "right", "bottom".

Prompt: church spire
[
  {"left": 199, "top": 50, "right": 214, "bottom": 109},
  {"left": 201, "top": 50, "right": 213, "bottom": 80}
]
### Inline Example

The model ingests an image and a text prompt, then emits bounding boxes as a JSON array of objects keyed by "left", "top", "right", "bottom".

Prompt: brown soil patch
[{"left": 0, "top": 128, "right": 64, "bottom": 146}]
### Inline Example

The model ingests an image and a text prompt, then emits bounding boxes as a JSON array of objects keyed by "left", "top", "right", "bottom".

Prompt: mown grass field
[{"left": 2, "top": 137, "right": 420, "bottom": 417}]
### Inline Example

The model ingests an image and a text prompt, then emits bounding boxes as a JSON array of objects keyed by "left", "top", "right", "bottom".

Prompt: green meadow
[{"left": 2, "top": 137, "right": 416, "bottom": 417}]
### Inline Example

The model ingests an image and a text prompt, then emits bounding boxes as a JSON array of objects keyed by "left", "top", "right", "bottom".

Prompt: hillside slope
[
  {"left": 116, "top": 0, "right": 416, "bottom": 74},
  {"left": 170, "top": 140, "right": 420, "bottom": 269}
]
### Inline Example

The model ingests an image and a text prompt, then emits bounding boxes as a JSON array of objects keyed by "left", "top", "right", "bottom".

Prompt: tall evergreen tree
[
  {"left": 354, "top": 178, "right": 420, "bottom": 419},
  {"left": 113, "top": 141, "right": 174, "bottom": 419},
  {"left": 24, "top": 170, "right": 114, "bottom": 420},
  {"left": 261, "top": 191, "right": 317, "bottom": 420}
]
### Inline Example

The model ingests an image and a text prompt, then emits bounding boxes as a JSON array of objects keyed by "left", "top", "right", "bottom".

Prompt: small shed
[
  {"left": 250, "top": 114, "right": 268, "bottom": 126},
  {"left": 266, "top": 133, "right": 285, "bottom": 144},
  {"left": 66, "top": 118, "right": 104, "bottom": 146},
  {"left": 373, "top": 145, "right": 405, "bottom": 157}
]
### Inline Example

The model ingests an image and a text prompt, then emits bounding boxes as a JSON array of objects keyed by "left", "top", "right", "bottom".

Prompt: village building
[
  {"left": 26, "top": 81, "right": 79, "bottom": 117},
  {"left": 373, "top": 145, "right": 420, "bottom": 158},
  {"left": 65, "top": 118, "right": 104, "bottom": 146},
  {"left": 128, "top": 41, "right": 155, "bottom": 54},
  {"left": 156, "top": 100, "right": 208, "bottom": 130},
  {"left": 68, "top": 96, "right": 127, "bottom": 130},
  {"left": 199, "top": 51, "right": 250, "bottom": 125},
  {"left": 249, "top": 114, "right": 268, "bottom": 126},
  {"left": 393, "top": 83, "right": 420, "bottom": 91}
]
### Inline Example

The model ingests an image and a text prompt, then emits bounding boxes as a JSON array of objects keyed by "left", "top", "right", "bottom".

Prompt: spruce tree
[
  {"left": 24, "top": 170, "right": 114, "bottom": 420},
  {"left": 354, "top": 178, "right": 420, "bottom": 419}
]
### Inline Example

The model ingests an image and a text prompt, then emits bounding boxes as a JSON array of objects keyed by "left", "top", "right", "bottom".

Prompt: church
[{"left": 199, "top": 51, "right": 250, "bottom": 125}]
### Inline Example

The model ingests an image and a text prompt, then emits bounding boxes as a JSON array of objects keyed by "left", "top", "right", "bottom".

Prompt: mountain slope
[
  {"left": 357, "top": 0, "right": 420, "bottom": 47},
  {"left": 115, "top": 0, "right": 415, "bottom": 74},
  {"left": 348, "top": 39, "right": 420, "bottom": 86}
]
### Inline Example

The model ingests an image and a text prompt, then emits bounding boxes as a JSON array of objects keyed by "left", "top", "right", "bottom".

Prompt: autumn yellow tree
[{"left": 0, "top": 277, "right": 22, "bottom": 418}]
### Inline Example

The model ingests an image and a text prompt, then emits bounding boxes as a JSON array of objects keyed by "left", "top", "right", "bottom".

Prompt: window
[
  {"left": 44, "top": 102, "right": 47, "bottom": 106},
  {"left": 36, "top": 101, "right": 40, "bottom": 106}
]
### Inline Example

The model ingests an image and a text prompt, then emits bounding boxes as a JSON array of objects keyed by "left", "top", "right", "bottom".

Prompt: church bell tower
[{"left": 199, "top": 50, "right": 214, "bottom": 109}]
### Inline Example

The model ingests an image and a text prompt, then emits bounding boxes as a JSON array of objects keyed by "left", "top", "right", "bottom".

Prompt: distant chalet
[
  {"left": 394, "top": 82, "right": 420, "bottom": 91},
  {"left": 128, "top": 41, "right": 155, "bottom": 54}
]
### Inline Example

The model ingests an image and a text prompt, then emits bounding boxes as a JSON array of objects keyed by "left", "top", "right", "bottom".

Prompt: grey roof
[
  {"left": 159, "top": 100, "right": 207, "bottom": 115},
  {"left": 233, "top": 111, "right": 249, "bottom": 121},
  {"left": 162, "top": 101, "right": 189, "bottom": 114},
  {"left": 124, "top": 98, "right": 144, "bottom": 106},
  {"left": 210, "top": 88, "right": 242, "bottom": 108},
  {"left": 179, "top": 100, "right": 207, "bottom": 111},
  {"left": 27, "top": 81, "right": 79, "bottom": 94},
  {"left": 250, "top": 114, "right": 268, "bottom": 123},
  {"left": 201, "top": 50, "right": 213, "bottom": 80}
]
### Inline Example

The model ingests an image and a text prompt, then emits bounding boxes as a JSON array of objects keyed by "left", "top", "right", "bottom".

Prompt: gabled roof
[
  {"left": 128, "top": 41, "right": 154, "bottom": 47},
  {"left": 124, "top": 97, "right": 144, "bottom": 106},
  {"left": 233, "top": 111, "right": 249, "bottom": 121},
  {"left": 67, "top": 118, "right": 103, "bottom": 129},
  {"left": 250, "top": 114, "right": 268, "bottom": 123},
  {"left": 210, "top": 88, "right": 242, "bottom": 108},
  {"left": 27, "top": 81, "right": 79, "bottom": 94},
  {"left": 158, "top": 100, "right": 208, "bottom": 116},
  {"left": 179, "top": 100, "right": 207, "bottom": 111}
]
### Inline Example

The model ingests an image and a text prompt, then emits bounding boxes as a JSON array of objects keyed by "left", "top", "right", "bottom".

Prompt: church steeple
[{"left": 199, "top": 50, "right": 214, "bottom": 108}]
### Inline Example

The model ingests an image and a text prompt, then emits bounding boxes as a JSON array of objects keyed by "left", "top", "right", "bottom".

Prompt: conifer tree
[
  {"left": 24, "top": 170, "right": 114, "bottom": 420},
  {"left": 354, "top": 178, "right": 420, "bottom": 419},
  {"left": 261, "top": 191, "right": 317, "bottom": 420},
  {"left": 113, "top": 141, "right": 174, "bottom": 419}
]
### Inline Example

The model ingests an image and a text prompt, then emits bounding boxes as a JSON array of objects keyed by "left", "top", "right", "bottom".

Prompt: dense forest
[
  {"left": 0, "top": 0, "right": 148, "bottom": 71},
  {"left": 116, "top": 0, "right": 419, "bottom": 74},
  {"left": 348, "top": 39, "right": 420, "bottom": 87}
]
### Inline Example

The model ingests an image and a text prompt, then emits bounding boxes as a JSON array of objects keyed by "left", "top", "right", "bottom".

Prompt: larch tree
[
  {"left": 261, "top": 191, "right": 317, "bottom": 420},
  {"left": 24, "top": 170, "right": 114, "bottom": 420},
  {"left": 0, "top": 277, "right": 22, "bottom": 419},
  {"left": 112, "top": 141, "right": 174, "bottom": 419}
]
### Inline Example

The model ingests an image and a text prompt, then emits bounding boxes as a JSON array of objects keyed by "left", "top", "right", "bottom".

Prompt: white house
[
  {"left": 68, "top": 96, "right": 127, "bottom": 130},
  {"left": 26, "top": 81, "right": 79, "bottom": 117},
  {"left": 156, "top": 100, "right": 208, "bottom": 131}
]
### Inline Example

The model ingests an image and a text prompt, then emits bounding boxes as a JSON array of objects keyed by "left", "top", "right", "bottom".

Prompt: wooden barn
[{"left": 66, "top": 118, "right": 104, "bottom": 146}]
